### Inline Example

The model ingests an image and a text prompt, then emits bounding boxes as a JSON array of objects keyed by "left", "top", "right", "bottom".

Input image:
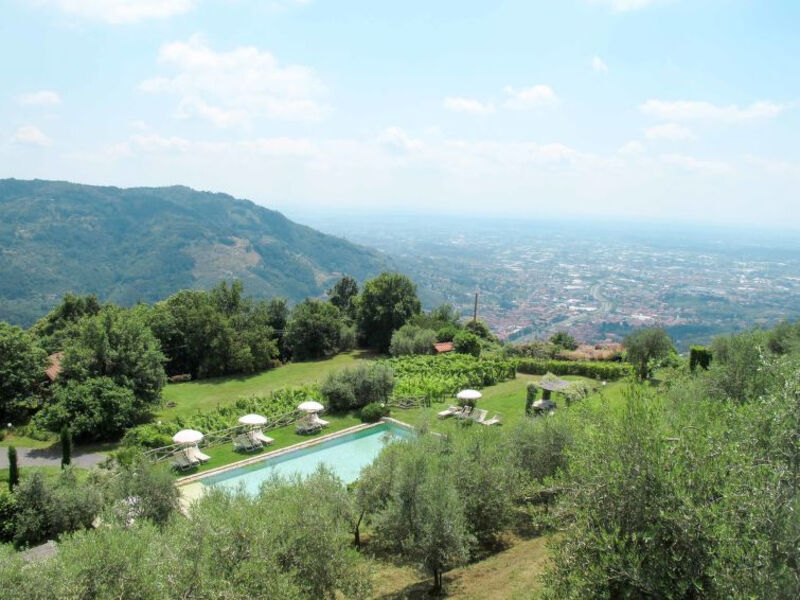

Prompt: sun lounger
[
  {"left": 233, "top": 435, "right": 261, "bottom": 452},
  {"left": 456, "top": 406, "right": 473, "bottom": 419},
  {"left": 185, "top": 445, "right": 211, "bottom": 464},
  {"left": 309, "top": 413, "right": 329, "bottom": 427},
  {"left": 171, "top": 452, "right": 195, "bottom": 472},
  {"left": 437, "top": 405, "right": 460, "bottom": 419},
  {"left": 470, "top": 408, "right": 488, "bottom": 423},
  {"left": 250, "top": 429, "right": 274, "bottom": 446},
  {"left": 296, "top": 418, "right": 322, "bottom": 435},
  {"left": 482, "top": 414, "right": 502, "bottom": 426}
]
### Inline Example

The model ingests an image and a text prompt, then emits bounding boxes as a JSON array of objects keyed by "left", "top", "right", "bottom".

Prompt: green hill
[{"left": 0, "top": 179, "right": 388, "bottom": 325}]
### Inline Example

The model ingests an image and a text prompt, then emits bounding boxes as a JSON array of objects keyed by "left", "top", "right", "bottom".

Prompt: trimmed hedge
[{"left": 516, "top": 359, "right": 631, "bottom": 380}]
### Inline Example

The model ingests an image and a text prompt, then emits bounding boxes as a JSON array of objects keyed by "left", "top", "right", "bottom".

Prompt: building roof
[
  {"left": 434, "top": 341, "right": 454, "bottom": 353},
  {"left": 45, "top": 352, "right": 63, "bottom": 382}
]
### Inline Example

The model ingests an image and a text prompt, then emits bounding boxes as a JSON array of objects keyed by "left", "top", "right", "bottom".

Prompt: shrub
[
  {"left": 525, "top": 382, "right": 538, "bottom": 414},
  {"left": 7, "top": 446, "right": 19, "bottom": 492},
  {"left": 436, "top": 324, "right": 460, "bottom": 343},
  {"left": 389, "top": 324, "right": 437, "bottom": 356},
  {"left": 549, "top": 331, "right": 578, "bottom": 350},
  {"left": 689, "top": 345, "right": 712, "bottom": 371},
  {"left": 516, "top": 359, "right": 631, "bottom": 380},
  {"left": 360, "top": 402, "right": 388, "bottom": 423},
  {"left": 321, "top": 365, "right": 394, "bottom": 411},
  {"left": 0, "top": 490, "right": 16, "bottom": 543},
  {"left": 453, "top": 331, "right": 481, "bottom": 357}
]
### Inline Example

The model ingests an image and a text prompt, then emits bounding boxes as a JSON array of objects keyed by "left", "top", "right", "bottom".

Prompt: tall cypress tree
[
  {"left": 7, "top": 446, "right": 19, "bottom": 491},
  {"left": 61, "top": 427, "right": 72, "bottom": 468}
]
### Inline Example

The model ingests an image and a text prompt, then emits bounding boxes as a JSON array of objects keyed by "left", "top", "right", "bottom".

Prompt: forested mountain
[{"left": 0, "top": 179, "right": 388, "bottom": 325}]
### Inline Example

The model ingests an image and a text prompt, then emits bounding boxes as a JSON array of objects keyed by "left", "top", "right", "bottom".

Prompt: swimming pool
[{"left": 200, "top": 422, "right": 413, "bottom": 494}]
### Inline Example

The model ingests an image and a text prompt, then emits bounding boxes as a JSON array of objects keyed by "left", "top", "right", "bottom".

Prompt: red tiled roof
[
  {"left": 45, "top": 352, "right": 63, "bottom": 382},
  {"left": 434, "top": 342, "right": 454, "bottom": 353}
]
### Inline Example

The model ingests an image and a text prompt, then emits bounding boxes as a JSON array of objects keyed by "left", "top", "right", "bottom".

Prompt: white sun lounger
[
  {"left": 309, "top": 413, "right": 329, "bottom": 427},
  {"left": 437, "top": 405, "right": 460, "bottom": 419},
  {"left": 482, "top": 414, "right": 502, "bottom": 426},
  {"left": 456, "top": 406, "right": 473, "bottom": 420},
  {"left": 249, "top": 429, "right": 274, "bottom": 446},
  {"left": 185, "top": 445, "right": 211, "bottom": 464},
  {"left": 171, "top": 453, "right": 195, "bottom": 472},
  {"left": 234, "top": 435, "right": 261, "bottom": 452},
  {"left": 470, "top": 409, "right": 488, "bottom": 424}
]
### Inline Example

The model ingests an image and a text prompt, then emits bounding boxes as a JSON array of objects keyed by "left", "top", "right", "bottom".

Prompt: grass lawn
[
  {"left": 171, "top": 411, "right": 364, "bottom": 477},
  {"left": 369, "top": 534, "right": 550, "bottom": 599},
  {"left": 0, "top": 433, "right": 56, "bottom": 449},
  {"left": 159, "top": 350, "right": 378, "bottom": 421},
  {"left": 389, "top": 375, "right": 630, "bottom": 435},
  {"left": 0, "top": 465, "right": 89, "bottom": 487}
]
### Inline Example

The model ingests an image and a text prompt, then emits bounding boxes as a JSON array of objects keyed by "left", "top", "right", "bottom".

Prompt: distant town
[{"left": 305, "top": 214, "right": 800, "bottom": 349}]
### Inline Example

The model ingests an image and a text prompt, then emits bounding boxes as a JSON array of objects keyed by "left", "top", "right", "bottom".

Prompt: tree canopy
[{"left": 357, "top": 272, "right": 421, "bottom": 352}]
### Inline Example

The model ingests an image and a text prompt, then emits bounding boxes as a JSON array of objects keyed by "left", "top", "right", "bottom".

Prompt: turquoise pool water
[{"left": 201, "top": 423, "right": 413, "bottom": 494}]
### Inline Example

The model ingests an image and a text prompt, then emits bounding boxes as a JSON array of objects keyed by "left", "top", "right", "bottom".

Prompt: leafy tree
[
  {"left": 689, "top": 345, "right": 713, "bottom": 371},
  {"left": 328, "top": 275, "right": 359, "bottom": 321},
  {"left": 60, "top": 305, "right": 166, "bottom": 403},
  {"left": 436, "top": 324, "right": 460, "bottom": 342},
  {"left": 106, "top": 456, "right": 179, "bottom": 526},
  {"left": 410, "top": 303, "right": 461, "bottom": 331},
  {"left": 453, "top": 330, "right": 481, "bottom": 357},
  {"left": 35, "top": 377, "right": 140, "bottom": 441},
  {"left": 285, "top": 299, "right": 343, "bottom": 360},
  {"left": 465, "top": 318, "right": 495, "bottom": 341},
  {"left": 389, "top": 324, "right": 437, "bottom": 356},
  {"left": 357, "top": 272, "right": 421, "bottom": 352},
  {"left": 372, "top": 443, "right": 472, "bottom": 593},
  {"left": 7, "top": 446, "right": 19, "bottom": 492},
  {"left": 623, "top": 326, "right": 674, "bottom": 380},
  {"left": 60, "top": 426, "right": 72, "bottom": 468},
  {"left": 549, "top": 330, "right": 578, "bottom": 350},
  {"left": 31, "top": 293, "right": 102, "bottom": 353},
  {"left": 0, "top": 322, "right": 47, "bottom": 421},
  {"left": 708, "top": 329, "right": 771, "bottom": 403}
]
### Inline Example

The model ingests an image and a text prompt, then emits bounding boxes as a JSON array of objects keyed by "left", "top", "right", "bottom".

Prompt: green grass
[
  {"left": 391, "top": 374, "right": 629, "bottom": 435},
  {"left": 0, "top": 465, "right": 89, "bottom": 487},
  {"left": 158, "top": 350, "right": 378, "bottom": 421},
  {"left": 0, "top": 433, "right": 56, "bottom": 449},
  {"left": 171, "top": 411, "right": 364, "bottom": 477}
]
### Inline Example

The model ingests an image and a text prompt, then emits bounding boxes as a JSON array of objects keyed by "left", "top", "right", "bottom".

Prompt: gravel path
[{"left": 0, "top": 445, "right": 107, "bottom": 469}]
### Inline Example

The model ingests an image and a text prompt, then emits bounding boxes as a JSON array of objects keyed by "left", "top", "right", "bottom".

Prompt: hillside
[{"left": 0, "top": 179, "right": 388, "bottom": 325}]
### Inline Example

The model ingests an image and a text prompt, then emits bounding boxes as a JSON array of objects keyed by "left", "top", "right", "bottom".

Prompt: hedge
[{"left": 516, "top": 359, "right": 631, "bottom": 380}]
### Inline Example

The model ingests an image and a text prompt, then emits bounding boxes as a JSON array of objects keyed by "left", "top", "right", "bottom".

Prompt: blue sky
[{"left": 1, "top": 0, "right": 799, "bottom": 227}]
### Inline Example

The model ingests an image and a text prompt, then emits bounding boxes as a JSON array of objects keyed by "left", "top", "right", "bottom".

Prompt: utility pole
[{"left": 473, "top": 291, "right": 478, "bottom": 323}]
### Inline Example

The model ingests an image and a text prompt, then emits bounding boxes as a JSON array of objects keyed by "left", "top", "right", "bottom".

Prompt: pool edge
[{"left": 176, "top": 417, "right": 414, "bottom": 488}]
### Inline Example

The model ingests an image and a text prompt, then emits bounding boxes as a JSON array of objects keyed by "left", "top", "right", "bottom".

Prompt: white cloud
[
  {"left": 18, "top": 90, "right": 61, "bottom": 106},
  {"left": 588, "top": 0, "right": 662, "bottom": 12},
  {"left": 591, "top": 56, "right": 609, "bottom": 73},
  {"left": 502, "top": 85, "right": 558, "bottom": 110},
  {"left": 442, "top": 97, "right": 495, "bottom": 115},
  {"left": 33, "top": 0, "right": 196, "bottom": 24},
  {"left": 644, "top": 122, "right": 696, "bottom": 141},
  {"left": 640, "top": 99, "right": 783, "bottom": 122},
  {"left": 139, "top": 34, "right": 326, "bottom": 126},
  {"left": 660, "top": 153, "right": 732, "bottom": 175},
  {"left": 377, "top": 127, "right": 423, "bottom": 154},
  {"left": 129, "top": 133, "right": 319, "bottom": 157},
  {"left": 14, "top": 125, "right": 52, "bottom": 147},
  {"left": 618, "top": 140, "right": 646, "bottom": 155}
]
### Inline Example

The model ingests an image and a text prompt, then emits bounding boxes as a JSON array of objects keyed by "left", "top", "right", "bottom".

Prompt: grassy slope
[
  {"left": 0, "top": 466, "right": 89, "bottom": 487},
  {"left": 158, "top": 350, "right": 378, "bottom": 420},
  {"left": 369, "top": 535, "right": 550, "bottom": 599}
]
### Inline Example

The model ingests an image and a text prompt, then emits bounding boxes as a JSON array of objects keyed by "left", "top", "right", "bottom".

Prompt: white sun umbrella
[
  {"left": 456, "top": 389, "right": 482, "bottom": 401},
  {"left": 172, "top": 429, "right": 204, "bottom": 445},
  {"left": 297, "top": 400, "right": 325, "bottom": 413},
  {"left": 238, "top": 414, "right": 268, "bottom": 427}
]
